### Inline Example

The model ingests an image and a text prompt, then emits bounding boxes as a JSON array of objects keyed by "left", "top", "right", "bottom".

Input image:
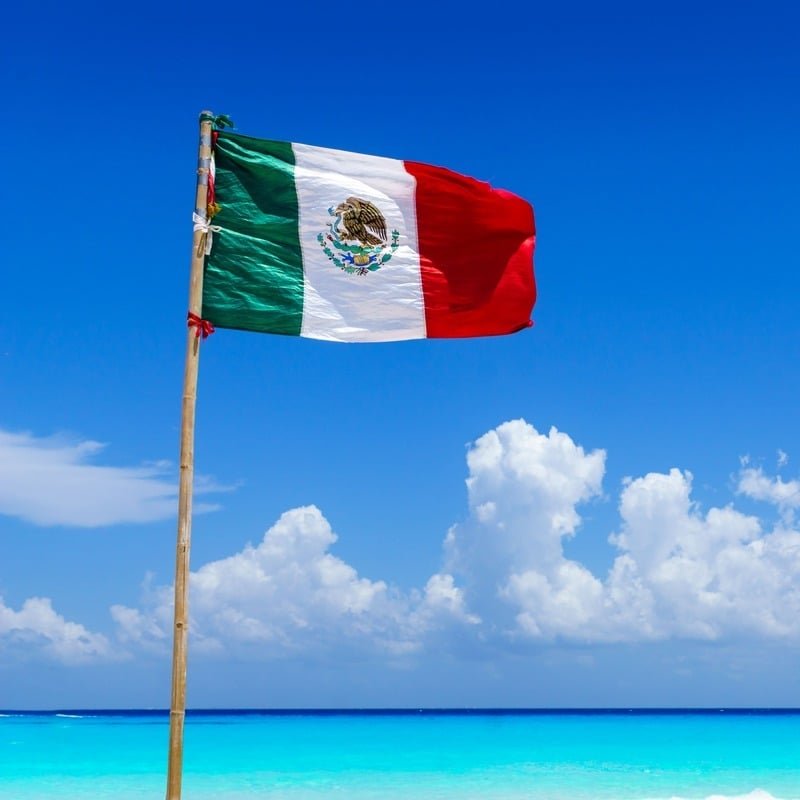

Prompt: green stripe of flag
[{"left": 202, "top": 133, "right": 304, "bottom": 336}]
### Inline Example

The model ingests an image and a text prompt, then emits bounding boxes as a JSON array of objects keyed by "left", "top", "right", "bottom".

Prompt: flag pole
[{"left": 165, "top": 109, "right": 214, "bottom": 800}]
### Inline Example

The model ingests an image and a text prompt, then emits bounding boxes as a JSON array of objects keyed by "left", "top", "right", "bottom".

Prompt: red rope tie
[{"left": 187, "top": 311, "right": 215, "bottom": 339}]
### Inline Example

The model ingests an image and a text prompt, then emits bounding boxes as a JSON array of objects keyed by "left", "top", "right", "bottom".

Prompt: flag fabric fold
[{"left": 201, "top": 131, "right": 536, "bottom": 342}]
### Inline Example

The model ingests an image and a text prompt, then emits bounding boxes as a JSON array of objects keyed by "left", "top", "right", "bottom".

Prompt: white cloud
[
  {"left": 612, "top": 469, "right": 799, "bottom": 640},
  {"left": 0, "top": 428, "right": 229, "bottom": 527},
  {"left": 737, "top": 465, "right": 800, "bottom": 514},
  {"left": 443, "top": 420, "right": 608, "bottom": 641},
  {"left": 0, "top": 595, "right": 113, "bottom": 664},
  {"left": 411, "top": 573, "right": 481, "bottom": 635},
  {"left": 111, "top": 419, "right": 800, "bottom": 661},
  {"left": 443, "top": 423, "right": 800, "bottom": 644},
  {"left": 112, "top": 507, "right": 424, "bottom": 658},
  {"left": 110, "top": 601, "right": 167, "bottom": 650}
]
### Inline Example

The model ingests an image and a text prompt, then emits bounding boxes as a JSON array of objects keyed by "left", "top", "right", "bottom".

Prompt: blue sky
[{"left": 2, "top": 0, "right": 799, "bottom": 708}]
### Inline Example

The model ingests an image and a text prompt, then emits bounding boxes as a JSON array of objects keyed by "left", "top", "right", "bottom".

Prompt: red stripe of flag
[{"left": 404, "top": 161, "right": 536, "bottom": 339}]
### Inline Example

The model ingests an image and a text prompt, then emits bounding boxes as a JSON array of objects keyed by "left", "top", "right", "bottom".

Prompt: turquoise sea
[{"left": 1, "top": 710, "right": 798, "bottom": 799}]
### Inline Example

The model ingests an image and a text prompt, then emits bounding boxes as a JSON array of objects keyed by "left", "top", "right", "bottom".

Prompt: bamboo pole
[{"left": 166, "top": 110, "right": 214, "bottom": 800}]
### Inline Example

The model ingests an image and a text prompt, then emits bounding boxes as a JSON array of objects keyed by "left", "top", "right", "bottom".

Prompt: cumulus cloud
[
  {"left": 110, "top": 601, "right": 167, "bottom": 651},
  {"left": 112, "top": 507, "right": 425, "bottom": 658},
  {"left": 0, "top": 428, "right": 230, "bottom": 527},
  {"left": 444, "top": 423, "right": 800, "bottom": 644},
  {"left": 611, "top": 469, "right": 799, "bottom": 640},
  {"left": 417, "top": 574, "right": 480, "bottom": 626},
  {"left": 110, "top": 420, "right": 800, "bottom": 660},
  {"left": 737, "top": 464, "right": 800, "bottom": 518},
  {"left": 0, "top": 595, "right": 113, "bottom": 664},
  {"left": 440, "top": 421, "right": 607, "bottom": 642}
]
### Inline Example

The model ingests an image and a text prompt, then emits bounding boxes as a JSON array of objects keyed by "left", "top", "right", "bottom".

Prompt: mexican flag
[{"left": 201, "top": 131, "right": 536, "bottom": 342}]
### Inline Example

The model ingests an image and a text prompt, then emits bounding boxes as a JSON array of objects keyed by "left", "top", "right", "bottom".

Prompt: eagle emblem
[{"left": 317, "top": 196, "right": 400, "bottom": 276}]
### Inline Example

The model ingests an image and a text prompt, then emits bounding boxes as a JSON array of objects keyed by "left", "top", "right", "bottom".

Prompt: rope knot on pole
[
  {"left": 192, "top": 212, "right": 221, "bottom": 255},
  {"left": 198, "top": 112, "right": 235, "bottom": 130}
]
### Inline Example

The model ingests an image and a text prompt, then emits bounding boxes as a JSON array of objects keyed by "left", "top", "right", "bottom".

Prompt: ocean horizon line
[{"left": 3, "top": 707, "right": 800, "bottom": 717}]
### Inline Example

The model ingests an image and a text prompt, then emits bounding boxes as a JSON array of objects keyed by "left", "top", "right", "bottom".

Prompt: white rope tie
[{"left": 193, "top": 212, "right": 222, "bottom": 255}]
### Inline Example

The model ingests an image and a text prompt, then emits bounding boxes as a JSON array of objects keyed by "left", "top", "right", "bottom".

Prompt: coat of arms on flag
[{"left": 317, "top": 196, "right": 401, "bottom": 276}]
